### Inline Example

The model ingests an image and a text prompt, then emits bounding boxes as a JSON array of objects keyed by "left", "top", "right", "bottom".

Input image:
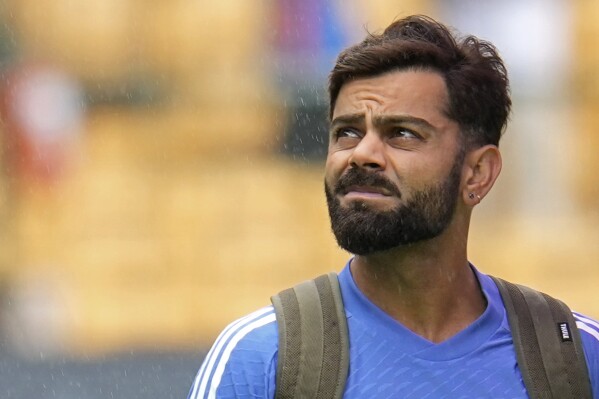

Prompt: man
[{"left": 188, "top": 15, "right": 599, "bottom": 398}]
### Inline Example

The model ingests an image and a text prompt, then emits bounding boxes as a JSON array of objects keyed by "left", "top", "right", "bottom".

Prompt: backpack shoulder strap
[
  {"left": 270, "top": 273, "right": 349, "bottom": 399},
  {"left": 490, "top": 275, "right": 592, "bottom": 399}
]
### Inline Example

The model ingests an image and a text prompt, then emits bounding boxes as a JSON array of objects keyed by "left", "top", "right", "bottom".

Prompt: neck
[{"left": 350, "top": 225, "right": 486, "bottom": 343}]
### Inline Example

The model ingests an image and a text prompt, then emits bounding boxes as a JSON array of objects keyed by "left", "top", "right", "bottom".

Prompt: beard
[{"left": 325, "top": 153, "right": 464, "bottom": 256}]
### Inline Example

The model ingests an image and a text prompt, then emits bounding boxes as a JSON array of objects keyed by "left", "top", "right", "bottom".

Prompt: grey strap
[
  {"left": 271, "top": 273, "right": 349, "bottom": 399},
  {"left": 491, "top": 276, "right": 592, "bottom": 399}
]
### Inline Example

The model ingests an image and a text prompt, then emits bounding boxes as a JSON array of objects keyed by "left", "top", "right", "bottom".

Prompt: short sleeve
[
  {"left": 187, "top": 307, "right": 278, "bottom": 399},
  {"left": 574, "top": 312, "right": 599, "bottom": 399}
]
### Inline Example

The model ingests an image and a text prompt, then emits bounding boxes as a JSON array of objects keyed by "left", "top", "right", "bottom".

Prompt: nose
[{"left": 349, "top": 132, "right": 386, "bottom": 170}]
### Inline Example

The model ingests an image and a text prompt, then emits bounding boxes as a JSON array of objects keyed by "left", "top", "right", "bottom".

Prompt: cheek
[
  {"left": 324, "top": 164, "right": 338, "bottom": 191},
  {"left": 325, "top": 151, "right": 349, "bottom": 174},
  {"left": 325, "top": 152, "right": 348, "bottom": 180},
  {"left": 388, "top": 156, "right": 443, "bottom": 188},
  {"left": 408, "top": 160, "right": 459, "bottom": 193}
]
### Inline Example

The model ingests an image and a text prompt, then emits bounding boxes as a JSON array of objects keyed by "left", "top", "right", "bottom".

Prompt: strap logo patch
[{"left": 558, "top": 322, "right": 573, "bottom": 342}]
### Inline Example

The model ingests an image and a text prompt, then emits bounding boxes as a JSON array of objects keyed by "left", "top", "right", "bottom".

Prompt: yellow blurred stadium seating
[{"left": 0, "top": 0, "right": 597, "bottom": 356}]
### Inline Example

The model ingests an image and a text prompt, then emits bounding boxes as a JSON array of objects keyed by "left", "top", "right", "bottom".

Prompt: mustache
[{"left": 334, "top": 168, "right": 401, "bottom": 197}]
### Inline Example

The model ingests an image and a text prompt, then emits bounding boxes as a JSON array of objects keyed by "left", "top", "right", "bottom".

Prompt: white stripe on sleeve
[
  {"left": 189, "top": 307, "right": 274, "bottom": 399},
  {"left": 207, "top": 312, "right": 277, "bottom": 399},
  {"left": 574, "top": 313, "right": 599, "bottom": 332},
  {"left": 576, "top": 321, "right": 599, "bottom": 342}
]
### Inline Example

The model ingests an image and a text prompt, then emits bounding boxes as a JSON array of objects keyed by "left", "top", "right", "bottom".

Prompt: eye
[
  {"left": 390, "top": 127, "right": 419, "bottom": 139},
  {"left": 334, "top": 127, "right": 362, "bottom": 139}
]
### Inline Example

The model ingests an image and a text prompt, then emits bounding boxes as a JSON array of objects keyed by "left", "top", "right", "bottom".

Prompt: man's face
[{"left": 324, "top": 69, "right": 464, "bottom": 255}]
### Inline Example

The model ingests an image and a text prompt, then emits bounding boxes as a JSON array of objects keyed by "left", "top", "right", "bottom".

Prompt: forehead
[{"left": 332, "top": 69, "right": 451, "bottom": 124}]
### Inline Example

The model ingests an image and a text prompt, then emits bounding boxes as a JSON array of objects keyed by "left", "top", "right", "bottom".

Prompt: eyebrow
[
  {"left": 330, "top": 113, "right": 364, "bottom": 130},
  {"left": 330, "top": 113, "right": 436, "bottom": 131}
]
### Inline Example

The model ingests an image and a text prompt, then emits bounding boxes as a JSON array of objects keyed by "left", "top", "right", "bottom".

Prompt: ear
[{"left": 461, "top": 145, "right": 502, "bottom": 206}]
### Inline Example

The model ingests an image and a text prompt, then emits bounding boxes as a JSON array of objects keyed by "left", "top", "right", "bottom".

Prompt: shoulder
[
  {"left": 573, "top": 312, "right": 599, "bottom": 395},
  {"left": 187, "top": 306, "right": 278, "bottom": 399},
  {"left": 476, "top": 270, "right": 599, "bottom": 395},
  {"left": 575, "top": 311, "right": 599, "bottom": 349}
]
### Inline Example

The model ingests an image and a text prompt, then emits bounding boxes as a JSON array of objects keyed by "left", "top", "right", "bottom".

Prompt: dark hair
[{"left": 328, "top": 15, "right": 511, "bottom": 147}]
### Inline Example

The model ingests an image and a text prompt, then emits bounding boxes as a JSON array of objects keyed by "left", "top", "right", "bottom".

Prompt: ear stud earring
[{"left": 469, "top": 193, "right": 482, "bottom": 202}]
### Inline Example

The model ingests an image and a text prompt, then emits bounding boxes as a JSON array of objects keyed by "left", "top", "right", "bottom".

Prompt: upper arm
[
  {"left": 188, "top": 307, "right": 278, "bottom": 399},
  {"left": 574, "top": 312, "right": 599, "bottom": 399}
]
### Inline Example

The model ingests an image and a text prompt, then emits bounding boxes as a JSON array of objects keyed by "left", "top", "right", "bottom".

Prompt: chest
[{"left": 342, "top": 319, "right": 528, "bottom": 398}]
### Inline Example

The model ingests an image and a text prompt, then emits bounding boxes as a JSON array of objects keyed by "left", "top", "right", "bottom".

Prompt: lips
[
  {"left": 334, "top": 168, "right": 401, "bottom": 199},
  {"left": 343, "top": 185, "right": 392, "bottom": 196}
]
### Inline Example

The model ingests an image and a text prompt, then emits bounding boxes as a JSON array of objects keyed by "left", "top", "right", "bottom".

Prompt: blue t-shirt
[{"left": 189, "top": 262, "right": 599, "bottom": 398}]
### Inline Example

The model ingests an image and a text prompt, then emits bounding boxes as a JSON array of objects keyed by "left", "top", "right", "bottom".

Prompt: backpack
[{"left": 271, "top": 273, "right": 593, "bottom": 399}]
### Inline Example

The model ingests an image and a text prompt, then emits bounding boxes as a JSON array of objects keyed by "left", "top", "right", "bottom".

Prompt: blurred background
[{"left": 0, "top": 0, "right": 597, "bottom": 397}]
